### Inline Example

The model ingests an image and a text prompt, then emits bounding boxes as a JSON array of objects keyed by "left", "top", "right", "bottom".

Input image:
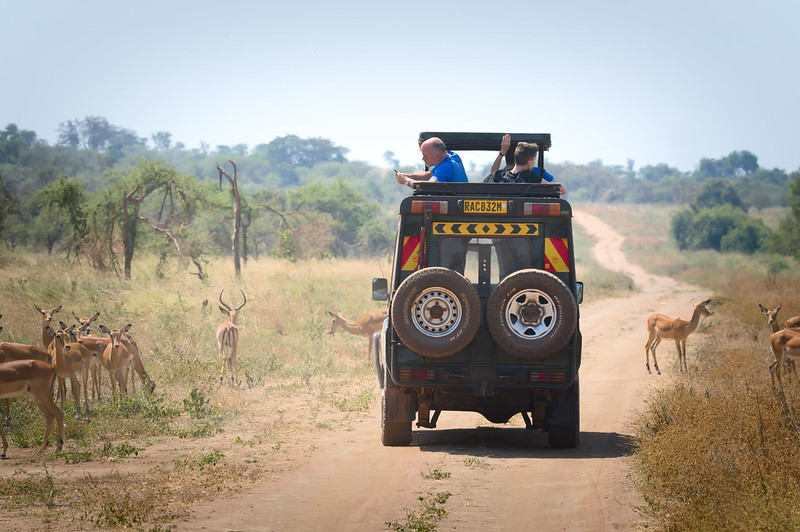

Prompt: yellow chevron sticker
[{"left": 432, "top": 222, "right": 539, "bottom": 237}]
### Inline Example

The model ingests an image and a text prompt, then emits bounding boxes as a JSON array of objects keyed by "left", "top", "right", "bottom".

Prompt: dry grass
[
  {"left": 596, "top": 203, "right": 800, "bottom": 530},
  {"left": 0, "top": 253, "right": 386, "bottom": 529}
]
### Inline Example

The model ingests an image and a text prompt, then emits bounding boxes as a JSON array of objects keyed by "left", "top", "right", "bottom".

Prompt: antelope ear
[
  {"left": 54, "top": 305, "right": 62, "bottom": 313},
  {"left": 122, "top": 323, "right": 132, "bottom": 333},
  {"left": 220, "top": 306, "right": 228, "bottom": 315},
  {"left": 60, "top": 321, "right": 68, "bottom": 329},
  {"left": 99, "top": 325, "right": 110, "bottom": 334}
]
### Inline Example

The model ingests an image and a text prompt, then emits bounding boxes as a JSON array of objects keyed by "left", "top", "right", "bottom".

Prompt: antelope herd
[
  {"left": 3, "top": 289, "right": 800, "bottom": 458},
  {"left": 0, "top": 305, "right": 154, "bottom": 458},
  {"left": 642, "top": 298, "right": 800, "bottom": 391}
]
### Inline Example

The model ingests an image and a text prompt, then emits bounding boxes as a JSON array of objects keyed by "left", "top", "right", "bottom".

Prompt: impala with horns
[
  {"left": 0, "top": 359, "right": 64, "bottom": 458},
  {"left": 645, "top": 298, "right": 712, "bottom": 374},
  {"left": 217, "top": 289, "right": 246, "bottom": 385}
]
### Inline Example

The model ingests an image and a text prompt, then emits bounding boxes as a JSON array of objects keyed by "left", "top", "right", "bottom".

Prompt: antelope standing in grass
[
  {"left": 645, "top": 298, "right": 712, "bottom": 374},
  {"left": 217, "top": 289, "right": 246, "bottom": 385},
  {"left": 49, "top": 326, "right": 91, "bottom": 422},
  {"left": 0, "top": 359, "right": 64, "bottom": 458},
  {"left": 759, "top": 303, "right": 800, "bottom": 387},
  {"left": 34, "top": 304, "right": 61, "bottom": 349},
  {"left": 98, "top": 324, "right": 135, "bottom": 402}
]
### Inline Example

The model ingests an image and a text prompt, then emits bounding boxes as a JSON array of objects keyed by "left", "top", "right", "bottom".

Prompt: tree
[
  {"left": 151, "top": 132, "right": 173, "bottom": 151},
  {"left": 86, "top": 160, "right": 206, "bottom": 279},
  {"left": 38, "top": 175, "right": 87, "bottom": 258},
  {"left": 217, "top": 160, "right": 243, "bottom": 278},
  {"left": 770, "top": 173, "right": 800, "bottom": 258},
  {"left": 696, "top": 150, "right": 759, "bottom": 179},
  {"left": 287, "top": 179, "right": 388, "bottom": 257},
  {"left": 262, "top": 135, "right": 349, "bottom": 186},
  {"left": 0, "top": 173, "right": 16, "bottom": 240},
  {"left": 692, "top": 178, "right": 744, "bottom": 210}
]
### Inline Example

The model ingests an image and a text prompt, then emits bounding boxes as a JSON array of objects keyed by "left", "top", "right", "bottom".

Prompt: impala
[
  {"left": 34, "top": 304, "right": 61, "bottom": 349},
  {"left": 0, "top": 359, "right": 64, "bottom": 458},
  {"left": 760, "top": 303, "right": 800, "bottom": 331},
  {"left": 70, "top": 313, "right": 103, "bottom": 401},
  {"left": 327, "top": 308, "right": 388, "bottom": 360},
  {"left": 645, "top": 298, "right": 712, "bottom": 374},
  {"left": 0, "top": 340, "right": 51, "bottom": 421},
  {"left": 217, "top": 289, "right": 246, "bottom": 385},
  {"left": 75, "top": 314, "right": 155, "bottom": 398},
  {"left": 769, "top": 328, "right": 800, "bottom": 388},
  {"left": 99, "top": 324, "right": 135, "bottom": 401},
  {"left": 49, "top": 326, "right": 91, "bottom": 422}
]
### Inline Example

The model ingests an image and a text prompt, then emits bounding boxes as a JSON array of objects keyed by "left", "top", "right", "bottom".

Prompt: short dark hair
[{"left": 514, "top": 142, "right": 538, "bottom": 166}]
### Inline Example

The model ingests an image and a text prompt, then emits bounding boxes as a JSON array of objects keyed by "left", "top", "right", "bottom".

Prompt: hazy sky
[{"left": 5, "top": 1, "right": 799, "bottom": 173}]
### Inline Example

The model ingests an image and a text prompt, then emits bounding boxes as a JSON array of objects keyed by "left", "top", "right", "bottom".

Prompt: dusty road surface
[{"left": 177, "top": 212, "right": 708, "bottom": 532}]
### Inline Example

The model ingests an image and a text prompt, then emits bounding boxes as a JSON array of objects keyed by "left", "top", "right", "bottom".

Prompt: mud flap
[
  {"left": 546, "top": 379, "right": 580, "bottom": 426},
  {"left": 384, "top": 384, "right": 417, "bottom": 423}
]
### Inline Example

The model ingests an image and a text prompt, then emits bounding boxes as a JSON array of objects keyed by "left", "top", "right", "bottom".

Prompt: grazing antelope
[
  {"left": 217, "top": 289, "right": 246, "bottom": 385},
  {"left": 99, "top": 324, "right": 135, "bottom": 402},
  {"left": 49, "top": 326, "right": 91, "bottom": 422},
  {"left": 34, "top": 304, "right": 62, "bottom": 349},
  {"left": 327, "top": 308, "right": 388, "bottom": 360},
  {"left": 645, "top": 298, "right": 712, "bottom": 374},
  {"left": 0, "top": 359, "right": 64, "bottom": 458}
]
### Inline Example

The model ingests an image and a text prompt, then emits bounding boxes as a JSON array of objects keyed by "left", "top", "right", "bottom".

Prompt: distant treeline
[{"left": 1, "top": 118, "right": 799, "bottom": 273}]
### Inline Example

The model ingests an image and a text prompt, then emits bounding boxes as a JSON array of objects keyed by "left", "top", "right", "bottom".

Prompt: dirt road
[{"left": 177, "top": 212, "right": 708, "bottom": 531}]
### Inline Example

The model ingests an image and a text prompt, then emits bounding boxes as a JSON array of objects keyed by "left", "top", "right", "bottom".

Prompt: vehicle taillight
[
  {"left": 530, "top": 371, "right": 568, "bottom": 383},
  {"left": 399, "top": 368, "right": 436, "bottom": 381},
  {"left": 411, "top": 201, "right": 448, "bottom": 214},
  {"left": 523, "top": 203, "right": 563, "bottom": 216}
]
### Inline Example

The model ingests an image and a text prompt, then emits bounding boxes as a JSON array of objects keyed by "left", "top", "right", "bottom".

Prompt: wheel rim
[
  {"left": 505, "top": 289, "right": 556, "bottom": 340},
  {"left": 411, "top": 287, "right": 462, "bottom": 337}
]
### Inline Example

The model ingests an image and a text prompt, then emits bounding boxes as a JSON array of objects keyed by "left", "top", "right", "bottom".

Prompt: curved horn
[
  {"left": 235, "top": 289, "right": 247, "bottom": 311},
  {"left": 219, "top": 289, "right": 232, "bottom": 311}
]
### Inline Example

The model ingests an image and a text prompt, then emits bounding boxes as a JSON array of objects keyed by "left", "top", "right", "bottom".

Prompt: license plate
[{"left": 463, "top": 200, "right": 507, "bottom": 214}]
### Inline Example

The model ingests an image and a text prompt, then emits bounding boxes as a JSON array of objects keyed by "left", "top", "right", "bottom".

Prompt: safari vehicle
[{"left": 371, "top": 132, "right": 583, "bottom": 448}]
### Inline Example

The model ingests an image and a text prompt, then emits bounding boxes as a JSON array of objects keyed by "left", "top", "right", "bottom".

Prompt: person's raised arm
[{"left": 490, "top": 134, "right": 512, "bottom": 176}]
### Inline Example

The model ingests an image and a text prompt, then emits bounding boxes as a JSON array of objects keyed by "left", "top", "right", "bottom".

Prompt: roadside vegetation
[
  {"left": 588, "top": 203, "right": 800, "bottom": 531},
  {"left": 0, "top": 254, "right": 385, "bottom": 529}
]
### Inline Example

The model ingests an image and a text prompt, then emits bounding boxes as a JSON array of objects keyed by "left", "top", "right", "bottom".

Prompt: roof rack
[
  {"left": 412, "top": 181, "right": 561, "bottom": 198},
  {"left": 418, "top": 132, "right": 552, "bottom": 152}
]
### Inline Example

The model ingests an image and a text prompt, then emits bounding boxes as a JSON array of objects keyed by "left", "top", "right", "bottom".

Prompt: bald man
[{"left": 395, "top": 137, "right": 468, "bottom": 188}]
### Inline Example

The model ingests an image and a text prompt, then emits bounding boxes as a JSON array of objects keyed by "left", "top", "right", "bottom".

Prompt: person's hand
[
  {"left": 395, "top": 171, "right": 410, "bottom": 185},
  {"left": 500, "top": 134, "right": 511, "bottom": 155}
]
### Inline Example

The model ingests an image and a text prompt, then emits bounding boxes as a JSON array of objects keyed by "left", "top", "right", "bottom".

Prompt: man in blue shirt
[{"left": 395, "top": 137, "right": 468, "bottom": 188}]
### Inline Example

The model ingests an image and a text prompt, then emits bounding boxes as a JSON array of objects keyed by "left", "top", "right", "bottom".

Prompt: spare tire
[
  {"left": 391, "top": 267, "right": 481, "bottom": 358},
  {"left": 486, "top": 269, "right": 577, "bottom": 359}
]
